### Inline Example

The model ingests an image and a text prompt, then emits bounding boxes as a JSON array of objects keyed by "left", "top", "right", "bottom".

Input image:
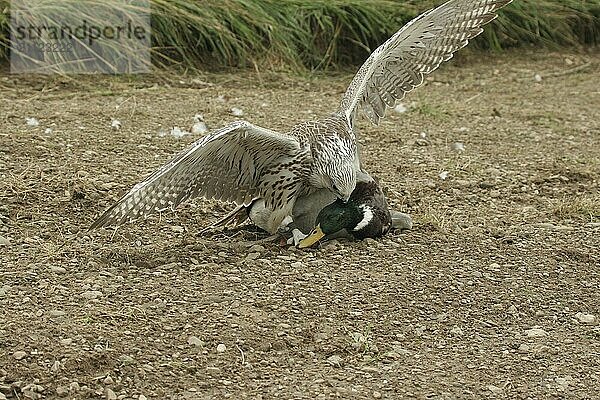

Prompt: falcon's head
[
  {"left": 311, "top": 161, "right": 357, "bottom": 202},
  {"left": 329, "top": 167, "right": 356, "bottom": 202}
]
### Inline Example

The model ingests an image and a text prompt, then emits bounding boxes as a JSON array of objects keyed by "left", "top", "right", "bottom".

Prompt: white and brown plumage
[{"left": 91, "top": 0, "right": 512, "bottom": 233}]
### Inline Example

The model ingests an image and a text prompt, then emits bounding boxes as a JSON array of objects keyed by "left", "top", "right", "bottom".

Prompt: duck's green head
[{"left": 298, "top": 200, "right": 369, "bottom": 248}]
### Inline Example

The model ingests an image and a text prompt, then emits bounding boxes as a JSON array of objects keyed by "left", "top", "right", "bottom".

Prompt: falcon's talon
[{"left": 289, "top": 229, "right": 309, "bottom": 246}]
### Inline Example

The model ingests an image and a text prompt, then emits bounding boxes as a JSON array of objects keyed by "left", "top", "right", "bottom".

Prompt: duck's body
[{"left": 91, "top": 0, "right": 511, "bottom": 235}]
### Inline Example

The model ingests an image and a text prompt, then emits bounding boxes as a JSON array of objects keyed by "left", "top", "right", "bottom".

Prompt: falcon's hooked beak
[
  {"left": 332, "top": 186, "right": 352, "bottom": 203},
  {"left": 298, "top": 225, "right": 325, "bottom": 248}
]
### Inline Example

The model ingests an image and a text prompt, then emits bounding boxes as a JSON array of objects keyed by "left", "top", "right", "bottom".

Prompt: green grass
[
  {"left": 1, "top": 0, "right": 599, "bottom": 71},
  {"left": 414, "top": 102, "right": 448, "bottom": 119}
]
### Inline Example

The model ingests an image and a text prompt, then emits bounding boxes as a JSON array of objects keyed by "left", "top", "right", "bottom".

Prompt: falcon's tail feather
[{"left": 390, "top": 211, "right": 413, "bottom": 231}]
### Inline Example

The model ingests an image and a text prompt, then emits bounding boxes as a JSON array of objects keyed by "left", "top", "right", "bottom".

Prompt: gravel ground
[{"left": 1, "top": 50, "right": 599, "bottom": 399}]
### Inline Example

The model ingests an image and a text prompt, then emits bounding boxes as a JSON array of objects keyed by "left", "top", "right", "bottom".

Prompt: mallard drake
[
  {"left": 91, "top": 0, "right": 511, "bottom": 233},
  {"left": 297, "top": 179, "right": 412, "bottom": 248}
]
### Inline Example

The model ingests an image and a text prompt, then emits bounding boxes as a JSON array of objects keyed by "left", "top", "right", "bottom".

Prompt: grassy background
[{"left": 1, "top": 0, "right": 599, "bottom": 71}]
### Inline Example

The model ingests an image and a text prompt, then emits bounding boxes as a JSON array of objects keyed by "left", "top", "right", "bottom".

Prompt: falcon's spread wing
[
  {"left": 91, "top": 121, "right": 306, "bottom": 228},
  {"left": 340, "top": 0, "right": 512, "bottom": 126}
]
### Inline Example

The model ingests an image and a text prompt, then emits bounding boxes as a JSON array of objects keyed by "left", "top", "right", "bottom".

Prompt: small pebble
[
  {"left": 518, "top": 344, "right": 530, "bottom": 353},
  {"left": 327, "top": 355, "right": 343, "bottom": 367},
  {"left": 451, "top": 142, "right": 465, "bottom": 152},
  {"left": 187, "top": 336, "right": 204, "bottom": 347},
  {"left": 81, "top": 290, "right": 102, "bottom": 300},
  {"left": 13, "top": 351, "right": 27, "bottom": 360},
  {"left": 191, "top": 114, "right": 208, "bottom": 134},
  {"left": 556, "top": 377, "right": 569, "bottom": 386},
  {"left": 486, "top": 385, "right": 503, "bottom": 394},
  {"left": 216, "top": 344, "right": 226, "bottom": 353},
  {"left": 50, "top": 266, "right": 67, "bottom": 274},
  {"left": 575, "top": 313, "right": 596, "bottom": 324},
  {"left": 111, "top": 119, "right": 121, "bottom": 130},
  {"left": 230, "top": 107, "right": 244, "bottom": 117},
  {"left": 439, "top": 171, "right": 449, "bottom": 180},
  {"left": 51, "top": 360, "right": 61, "bottom": 372},
  {"left": 26, "top": 117, "right": 40, "bottom": 126},
  {"left": 55, "top": 385, "right": 69, "bottom": 397},
  {"left": 479, "top": 181, "right": 495, "bottom": 189},
  {"left": 248, "top": 244, "right": 265, "bottom": 253},
  {"left": 170, "top": 127, "right": 191, "bottom": 138},
  {"left": 106, "top": 388, "right": 117, "bottom": 400},
  {"left": 536, "top": 223, "right": 558, "bottom": 229},
  {"left": 450, "top": 326, "right": 463, "bottom": 336},
  {"left": 525, "top": 328, "right": 548, "bottom": 338},
  {"left": 118, "top": 355, "right": 135, "bottom": 364},
  {"left": 191, "top": 121, "right": 208, "bottom": 134},
  {"left": 48, "top": 310, "right": 65, "bottom": 318},
  {"left": 394, "top": 103, "right": 408, "bottom": 114}
]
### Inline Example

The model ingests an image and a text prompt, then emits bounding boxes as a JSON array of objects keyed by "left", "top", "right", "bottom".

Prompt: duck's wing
[
  {"left": 91, "top": 120, "right": 306, "bottom": 229},
  {"left": 339, "top": 0, "right": 512, "bottom": 127}
]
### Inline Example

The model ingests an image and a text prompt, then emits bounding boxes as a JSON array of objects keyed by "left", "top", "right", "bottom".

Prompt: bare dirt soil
[{"left": 1, "top": 50, "right": 599, "bottom": 399}]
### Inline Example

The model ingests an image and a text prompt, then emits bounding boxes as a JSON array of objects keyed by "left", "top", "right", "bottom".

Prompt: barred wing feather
[
  {"left": 91, "top": 121, "right": 302, "bottom": 228},
  {"left": 340, "top": 0, "right": 512, "bottom": 126}
]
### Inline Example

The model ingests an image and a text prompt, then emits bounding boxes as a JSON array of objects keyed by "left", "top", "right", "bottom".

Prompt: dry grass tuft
[{"left": 551, "top": 195, "right": 600, "bottom": 222}]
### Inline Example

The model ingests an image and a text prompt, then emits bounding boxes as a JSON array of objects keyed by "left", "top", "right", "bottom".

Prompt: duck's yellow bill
[{"left": 298, "top": 225, "right": 325, "bottom": 248}]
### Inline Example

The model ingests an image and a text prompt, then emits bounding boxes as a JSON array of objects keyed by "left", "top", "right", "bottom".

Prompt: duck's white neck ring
[{"left": 353, "top": 205, "right": 373, "bottom": 231}]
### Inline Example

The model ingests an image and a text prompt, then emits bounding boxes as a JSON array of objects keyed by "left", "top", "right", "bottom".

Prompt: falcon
[{"left": 91, "top": 0, "right": 512, "bottom": 233}]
